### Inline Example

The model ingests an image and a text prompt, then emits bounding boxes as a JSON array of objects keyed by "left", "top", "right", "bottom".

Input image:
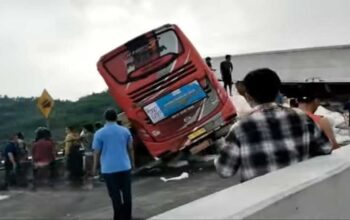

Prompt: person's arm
[
  {"left": 64, "top": 135, "right": 71, "bottom": 155},
  {"left": 307, "top": 117, "right": 333, "bottom": 156},
  {"left": 319, "top": 117, "right": 340, "bottom": 150},
  {"left": 92, "top": 149, "right": 101, "bottom": 176},
  {"left": 229, "top": 62, "right": 233, "bottom": 74},
  {"left": 128, "top": 140, "right": 135, "bottom": 169},
  {"left": 126, "top": 130, "right": 135, "bottom": 168},
  {"left": 91, "top": 132, "right": 102, "bottom": 176},
  {"left": 214, "top": 129, "right": 241, "bottom": 178},
  {"left": 8, "top": 152, "right": 17, "bottom": 170}
]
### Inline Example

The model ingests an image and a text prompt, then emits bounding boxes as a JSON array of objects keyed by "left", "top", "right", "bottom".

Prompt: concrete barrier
[{"left": 151, "top": 146, "right": 350, "bottom": 219}]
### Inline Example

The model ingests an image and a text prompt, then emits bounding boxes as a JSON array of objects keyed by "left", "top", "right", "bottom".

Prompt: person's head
[
  {"left": 65, "top": 125, "right": 77, "bottom": 134},
  {"left": 296, "top": 84, "right": 321, "bottom": 113},
  {"left": 297, "top": 96, "right": 320, "bottom": 113},
  {"left": 35, "top": 127, "right": 51, "bottom": 141},
  {"left": 104, "top": 108, "right": 117, "bottom": 122},
  {"left": 94, "top": 122, "right": 103, "bottom": 130},
  {"left": 235, "top": 81, "right": 246, "bottom": 96},
  {"left": 243, "top": 68, "right": 281, "bottom": 104},
  {"left": 42, "top": 128, "right": 51, "bottom": 139},
  {"left": 225, "top": 54, "right": 231, "bottom": 61},
  {"left": 205, "top": 57, "right": 211, "bottom": 62},
  {"left": 289, "top": 98, "right": 298, "bottom": 108},
  {"left": 83, "top": 124, "right": 94, "bottom": 133},
  {"left": 65, "top": 126, "right": 72, "bottom": 134},
  {"left": 9, "top": 133, "right": 18, "bottom": 143},
  {"left": 17, "top": 132, "right": 24, "bottom": 140}
]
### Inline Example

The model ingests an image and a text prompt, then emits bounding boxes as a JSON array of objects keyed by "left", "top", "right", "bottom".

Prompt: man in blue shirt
[
  {"left": 3, "top": 134, "right": 19, "bottom": 189},
  {"left": 92, "top": 109, "right": 134, "bottom": 220}
]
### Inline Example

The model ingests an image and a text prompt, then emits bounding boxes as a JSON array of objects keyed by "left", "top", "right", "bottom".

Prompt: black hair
[
  {"left": 296, "top": 84, "right": 319, "bottom": 103},
  {"left": 297, "top": 96, "right": 317, "bottom": 103},
  {"left": 83, "top": 124, "right": 94, "bottom": 133},
  {"left": 35, "top": 127, "right": 51, "bottom": 141},
  {"left": 94, "top": 122, "right": 103, "bottom": 130},
  {"left": 66, "top": 125, "right": 79, "bottom": 133},
  {"left": 225, "top": 54, "right": 231, "bottom": 59},
  {"left": 243, "top": 68, "right": 281, "bottom": 104},
  {"left": 289, "top": 98, "right": 299, "bottom": 108},
  {"left": 104, "top": 108, "right": 117, "bottom": 121},
  {"left": 17, "top": 132, "right": 24, "bottom": 140},
  {"left": 205, "top": 57, "right": 211, "bottom": 61}
]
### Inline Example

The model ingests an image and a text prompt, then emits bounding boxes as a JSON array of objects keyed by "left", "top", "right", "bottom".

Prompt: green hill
[{"left": 0, "top": 91, "right": 120, "bottom": 144}]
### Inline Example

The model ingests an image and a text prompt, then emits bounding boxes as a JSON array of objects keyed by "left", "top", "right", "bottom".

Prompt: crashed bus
[{"left": 97, "top": 24, "right": 236, "bottom": 158}]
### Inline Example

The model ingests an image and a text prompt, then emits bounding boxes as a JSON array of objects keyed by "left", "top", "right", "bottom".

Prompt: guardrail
[{"left": 150, "top": 146, "right": 350, "bottom": 219}]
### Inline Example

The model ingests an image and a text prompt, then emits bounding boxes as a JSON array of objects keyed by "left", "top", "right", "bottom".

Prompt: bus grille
[{"left": 128, "top": 62, "right": 196, "bottom": 103}]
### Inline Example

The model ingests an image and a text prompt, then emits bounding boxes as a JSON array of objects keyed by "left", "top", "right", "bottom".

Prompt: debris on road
[{"left": 160, "top": 172, "right": 189, "bottom": 182}]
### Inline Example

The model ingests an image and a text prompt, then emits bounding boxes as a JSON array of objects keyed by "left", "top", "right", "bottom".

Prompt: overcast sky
[{"left": 1, "top": 0, "right": 350, "bottom": 100}]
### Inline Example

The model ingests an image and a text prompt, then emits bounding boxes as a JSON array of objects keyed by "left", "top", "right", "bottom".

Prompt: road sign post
[{"left": 37, "top": 89, "right": 54, "bottom": 128}]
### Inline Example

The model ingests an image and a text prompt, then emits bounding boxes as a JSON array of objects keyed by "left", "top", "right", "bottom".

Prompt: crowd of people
[
  {"left": 0, "top": 122, "right": 106, "bottom": 190},
  {"left": 0, "top": 108, "right": 135, "bottom": 219}
]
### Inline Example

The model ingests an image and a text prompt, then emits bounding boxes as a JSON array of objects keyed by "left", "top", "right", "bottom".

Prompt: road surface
[{"left": 0, "top": 160, "right": 241, "bottom": 219}]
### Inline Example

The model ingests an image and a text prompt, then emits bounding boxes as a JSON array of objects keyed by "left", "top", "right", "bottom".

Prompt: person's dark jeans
[
  {"left": 103, "top": 170, "right": 132, "bottom": 220},
  {"left": 4, "top": 164, "right": 18, "bottom": 188},
  {"left": 67, "top": 148, "right": 83, "bottom": 184}
]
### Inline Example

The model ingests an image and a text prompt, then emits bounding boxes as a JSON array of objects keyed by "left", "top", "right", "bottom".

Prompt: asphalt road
[{"left": 0, "top": 162, "right": 240, "bottom": 220}]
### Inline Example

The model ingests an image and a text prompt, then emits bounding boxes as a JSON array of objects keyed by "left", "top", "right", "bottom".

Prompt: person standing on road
[
  {"left": 3, "top": 134, "right": 20, "bottom": 189},
  {"left": 215, "top": 68, "right": 332, "bottom": 182},
  {"left": 92, "top": 108, "right": 135, "bottom": 220},
  {"left": 80, "top": 124, "right": 95, "bottom": 178},
  {"left": 32, "top": 127, "right": 56, "bottom": 187},
  {"left": 16, "top": 132, "right": 28, "bottom": 162},
  {"left": 65, "top": 126, "right": 83, "bottom": 184},
  {"left": 80, "top": 124, "right": 94, "bottom": 153},
  {"left": 220, "top": 54, "right": 234, "bottom": 96}
]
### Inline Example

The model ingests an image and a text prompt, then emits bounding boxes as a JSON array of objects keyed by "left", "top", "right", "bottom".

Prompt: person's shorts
[
  {"left": 222, "top": 75, "right": 232, "bottom": 85},
  {"left": 223, "top": 79, "right": 233, "bottom": 86}
]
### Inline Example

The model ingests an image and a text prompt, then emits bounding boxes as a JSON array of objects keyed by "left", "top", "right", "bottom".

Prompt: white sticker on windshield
[{"left": 144, "top": 102, "right": 166, "bottom": 123}]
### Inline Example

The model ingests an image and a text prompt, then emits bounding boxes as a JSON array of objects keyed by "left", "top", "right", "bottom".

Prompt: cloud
[{"left": 0, "top": 0, "right": 350, "bottom": 100}]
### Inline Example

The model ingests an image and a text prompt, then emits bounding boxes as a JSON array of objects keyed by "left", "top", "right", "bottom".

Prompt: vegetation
[{"left": 0, "top": 91, "right": 120, "bottom": 145}]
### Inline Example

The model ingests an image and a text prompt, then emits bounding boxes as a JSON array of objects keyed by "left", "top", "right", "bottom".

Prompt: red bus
[{"left": 97, "top": 24, "right": 236, "bottom": 157}]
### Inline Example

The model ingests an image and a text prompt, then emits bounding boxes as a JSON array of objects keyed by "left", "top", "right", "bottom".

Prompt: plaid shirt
[{"left": 215, "top": 103, "right": 332, "bottom": 182}]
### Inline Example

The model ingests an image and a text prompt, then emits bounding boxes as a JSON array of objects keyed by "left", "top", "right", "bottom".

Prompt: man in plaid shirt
[{"left": 215, "top": 68, "right": 332, "bottom": 182}]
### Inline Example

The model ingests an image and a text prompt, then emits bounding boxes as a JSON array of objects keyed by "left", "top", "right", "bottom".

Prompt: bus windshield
[{"left": 105, "top": 30, "right": 183, "bottom": 83}]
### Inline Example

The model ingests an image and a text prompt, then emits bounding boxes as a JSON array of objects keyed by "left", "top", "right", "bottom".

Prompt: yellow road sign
[{"left": 37, "top": 89, "right": 54, "bottom": 118}]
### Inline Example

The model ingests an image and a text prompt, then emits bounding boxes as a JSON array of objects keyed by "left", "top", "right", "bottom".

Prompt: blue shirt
[{"left": 92, "top": 122, "right": 132, "bottom": 173}]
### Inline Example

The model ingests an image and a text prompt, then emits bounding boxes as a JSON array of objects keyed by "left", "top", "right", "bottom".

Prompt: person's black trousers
[
  {"left": 4, "top": 164, "right": 18, "bottom": 187},
  {"left": 103, "top": 170, "right": 132, "bottom": 220}
]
